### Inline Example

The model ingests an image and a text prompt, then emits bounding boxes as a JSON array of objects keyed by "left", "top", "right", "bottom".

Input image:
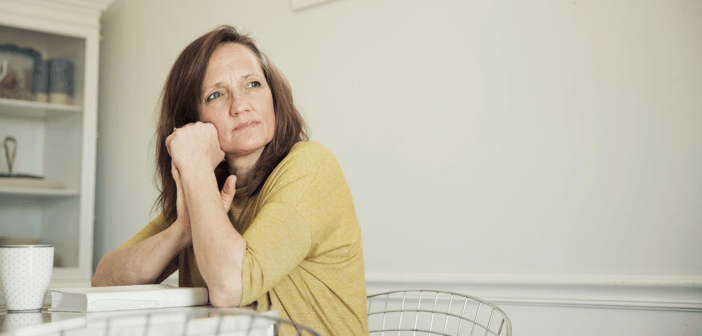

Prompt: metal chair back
[{"left": 367, "top": 290, "right": 512, "bottom": 336}]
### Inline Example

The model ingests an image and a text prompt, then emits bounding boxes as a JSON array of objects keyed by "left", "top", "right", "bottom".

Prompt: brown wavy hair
[{"left": 154, "top": 25, "right": 308, "bottom": 224}]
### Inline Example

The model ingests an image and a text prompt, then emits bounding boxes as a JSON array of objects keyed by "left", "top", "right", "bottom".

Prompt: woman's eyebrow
[
  {"left": 202, "top": 73, "right": 261, "bottom": 93},
  {"left": 206, "top": 74, "right": 257, "bottom": 87},
  {"left": 239, "top": 73, "right": 258, "bottom": 81},
  {"left": 202, "top": 82, "right": 225, "bottom": 95}
]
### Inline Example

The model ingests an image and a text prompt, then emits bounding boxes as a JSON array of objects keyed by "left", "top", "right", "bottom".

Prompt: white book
[{"left": 50, "top": 284, "right": 209, "bottom": 312}]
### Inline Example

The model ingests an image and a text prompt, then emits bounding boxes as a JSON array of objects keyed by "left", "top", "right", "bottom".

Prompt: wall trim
[{"left": 365, "top": 273, "right": 702, "bottom": 312}]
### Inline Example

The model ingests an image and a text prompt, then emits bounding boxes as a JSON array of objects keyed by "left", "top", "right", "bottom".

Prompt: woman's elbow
[
  {"left": 91, "top": 249, "right": 128, "bottom": 287},
  {"left": 209, "top": 286, "right": 242, "bottom": 308},
  {"left": 91, "top": 256, "right": 112, "bottom": 287},
  {"left": 91, "top": 276, "right": 102, "bottom": 287}
]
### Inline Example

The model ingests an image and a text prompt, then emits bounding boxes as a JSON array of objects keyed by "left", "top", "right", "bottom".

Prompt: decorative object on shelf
[
  {"left": 33, "top": 58, "right": 49, "bottom": 103},
  {"left": 48, "top": 58, "right": 74, "bottom": 105},
  {"left": 4, "top": 135, "right": 16, "bottom": 174},
  {"left": 0, "top": 136, "right": 65, "bottom": 189},
  {"left": 0, "top": 44, "right": 42, "bottom": 102}
]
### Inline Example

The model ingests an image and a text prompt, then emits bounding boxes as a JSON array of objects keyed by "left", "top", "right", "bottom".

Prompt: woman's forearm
[
  {"left": 92, "top": 222, "right": 191, "bottom": 287},
  {"left": 181, "top": 166, "right": 246, "bottom": 307}
]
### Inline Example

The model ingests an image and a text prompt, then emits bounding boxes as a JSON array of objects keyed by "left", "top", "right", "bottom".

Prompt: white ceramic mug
[{"left": 0, "top": 245, "right": 54, "bottom": 311}]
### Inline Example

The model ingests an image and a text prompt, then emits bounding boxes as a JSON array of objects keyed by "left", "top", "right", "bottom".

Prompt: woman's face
[{"left": 199, "top": 43, "right": 275, "bottom": 158}]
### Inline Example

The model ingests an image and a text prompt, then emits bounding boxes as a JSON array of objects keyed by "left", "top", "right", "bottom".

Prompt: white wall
[{"left": 95, "top": 0, "right": 702, "bottom": 334}]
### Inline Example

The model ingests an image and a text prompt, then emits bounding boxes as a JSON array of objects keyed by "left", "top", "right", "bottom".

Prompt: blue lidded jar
[{"left": 47, "top": 58, "right": 75, "bottom": 105}]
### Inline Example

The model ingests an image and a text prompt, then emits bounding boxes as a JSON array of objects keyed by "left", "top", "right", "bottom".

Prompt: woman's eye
[
  {"left": 206, "top": 92, "right": 222, "bottom": 102},
  {"left": 248, "top": 81, "right": 261, "bottom": 88}
]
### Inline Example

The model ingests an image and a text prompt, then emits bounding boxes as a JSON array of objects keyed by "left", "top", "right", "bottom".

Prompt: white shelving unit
[{"left": 0, "top": 0, "right": 113, "bottom": 286}]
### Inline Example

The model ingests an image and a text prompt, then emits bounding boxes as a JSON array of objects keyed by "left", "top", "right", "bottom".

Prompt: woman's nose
[{"left": 229, "top": 92, "right": 251, "bottom": 116}]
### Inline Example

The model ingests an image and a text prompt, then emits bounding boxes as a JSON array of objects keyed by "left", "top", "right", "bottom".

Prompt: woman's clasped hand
[
  {"left": 167, "top": 122, "right": 236, "bottom": 232},
  {"left": 166, "top": 122, "right": 224, "bottom": 176}
]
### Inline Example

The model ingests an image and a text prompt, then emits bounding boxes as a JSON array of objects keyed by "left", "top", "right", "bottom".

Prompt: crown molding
[{"left": 0, "top": 0, "right": 113, "bottom": 32}]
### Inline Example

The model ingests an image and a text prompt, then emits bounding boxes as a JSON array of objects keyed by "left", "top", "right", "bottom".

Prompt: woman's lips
[{"left": 235, "top": 121, "right": 258, "bottom": 130}]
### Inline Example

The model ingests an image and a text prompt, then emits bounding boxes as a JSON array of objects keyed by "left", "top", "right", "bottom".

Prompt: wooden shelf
[
  {"left": 0, "top": 187, "right": 79, "bottom": 197},
  {"left": 0, "top": 98, "right": 82, "bottom": 119}
]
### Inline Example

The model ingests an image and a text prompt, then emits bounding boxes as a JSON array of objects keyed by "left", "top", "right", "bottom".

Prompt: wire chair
[
  {"left": 367, "top": 290, "right": 512, "bottom": 336},
  {"left": 1, "top": 307, "right": 321, "bottom": 336}
]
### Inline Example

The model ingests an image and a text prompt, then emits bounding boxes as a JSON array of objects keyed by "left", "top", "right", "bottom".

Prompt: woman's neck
[{"left": 226, "top": 148, "right": 264, "bottom": 188}]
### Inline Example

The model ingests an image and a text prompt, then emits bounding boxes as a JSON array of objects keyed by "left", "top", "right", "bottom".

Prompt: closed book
[{"left": 50, "top": 284, "right": 208, "bottom": 312}]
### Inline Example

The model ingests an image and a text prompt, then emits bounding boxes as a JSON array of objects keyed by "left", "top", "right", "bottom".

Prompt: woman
[{"left": 92, "top": 26, "right": 368, "bottom": 335}]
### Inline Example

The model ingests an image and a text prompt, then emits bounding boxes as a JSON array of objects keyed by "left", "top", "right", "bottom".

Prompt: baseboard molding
[{"left": 365, "top": 273, "right": 702, "bottom": 312}]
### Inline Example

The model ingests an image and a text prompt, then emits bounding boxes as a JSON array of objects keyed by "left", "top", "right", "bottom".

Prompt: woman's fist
[{"left": 166, "top": 122, "right": 225, "bottom": 173}]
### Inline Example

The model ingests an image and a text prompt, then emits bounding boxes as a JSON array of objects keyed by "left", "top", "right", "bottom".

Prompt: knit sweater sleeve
[{"left": 239, "top": 142, "right": 338, "bottom": 305}]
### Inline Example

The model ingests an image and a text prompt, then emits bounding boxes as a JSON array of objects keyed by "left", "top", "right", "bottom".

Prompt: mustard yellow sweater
[{"left": 120, "top": 142, "right": 368, "bottom": 335}]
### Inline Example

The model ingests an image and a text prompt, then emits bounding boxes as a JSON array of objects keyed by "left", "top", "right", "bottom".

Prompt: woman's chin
[{"left": 224, "top": 144, "right": 266, "bottom": 158}]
